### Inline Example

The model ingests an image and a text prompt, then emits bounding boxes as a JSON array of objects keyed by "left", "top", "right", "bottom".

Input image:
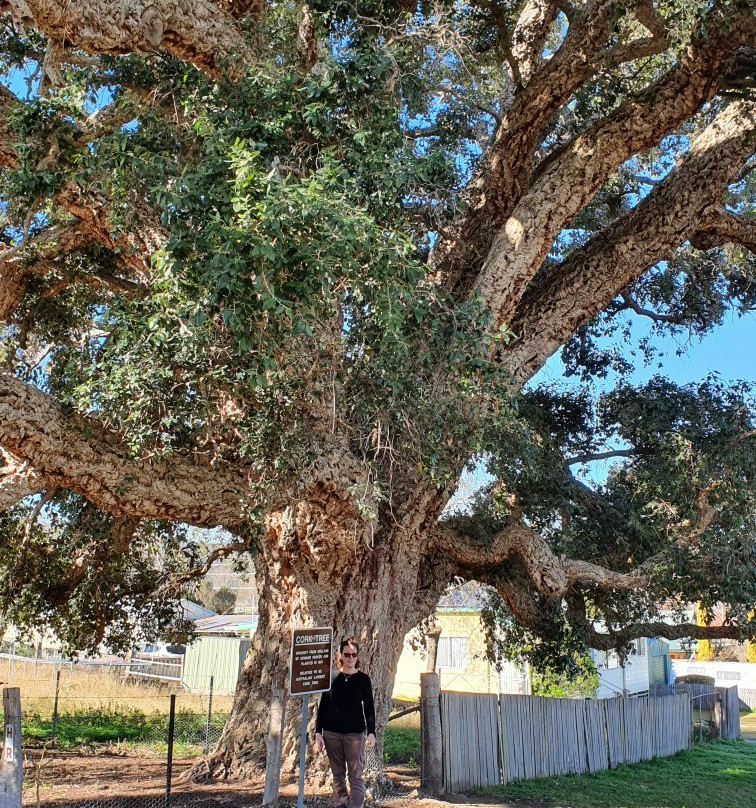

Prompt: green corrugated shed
[
  {"left": 648, "top": 637, "right": 671, "bottom": 685},
  {"left": 181, "top": 635, "right": 251, "bottom": 694}
]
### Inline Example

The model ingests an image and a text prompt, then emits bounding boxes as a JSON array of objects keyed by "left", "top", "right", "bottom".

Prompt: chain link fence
[
  {"left": 3, "top": 688, "right": 418, "bottom": 808},
  {"left": 0, "top": 648, "right": 419, "bottom": 807}
]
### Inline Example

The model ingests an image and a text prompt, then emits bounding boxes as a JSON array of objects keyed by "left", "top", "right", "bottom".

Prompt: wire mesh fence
[
  {"left": 1, "top": 647, "right": 420, "bottom": 808},
  {"left": 2, "top": 685, "right": 416, "bottom": 808}
]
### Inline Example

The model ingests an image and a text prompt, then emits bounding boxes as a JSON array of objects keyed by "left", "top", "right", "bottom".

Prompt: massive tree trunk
[{"left": 193, "top": 487, "right": 450, "bottom": 781}]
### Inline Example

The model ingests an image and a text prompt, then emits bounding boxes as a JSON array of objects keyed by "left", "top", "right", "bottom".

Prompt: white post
[
  {"left": 1, "top": 687, "right": 22, "bottom": 808},
  {"left": 263, "top": 687, "right": 287, "bottom": 807}
]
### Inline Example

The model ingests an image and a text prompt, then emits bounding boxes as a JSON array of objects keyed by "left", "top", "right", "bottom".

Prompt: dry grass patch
[{"left": 3, "top": 658, "right": 234, "bottom": 715}]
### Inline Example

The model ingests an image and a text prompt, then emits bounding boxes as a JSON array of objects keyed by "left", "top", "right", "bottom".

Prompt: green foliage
[
  {"left": 0, "top": 492, "right": 205, "bottom": 655},
  {"left": 676, "top": 674, "right": 715, "bottom": 685},
  {"left": 210, "top": 586, "right": 237, "bottom": 615},
  {"left": 22, "top": 707, "right": 229, "bottom": 749},
  {"left": 531, "top": 656, "right": 599, "bottom": 699},
  {"left": 383, "top": 725, "right": 420, "bottom": 765},
  {"left": 472, "top": 373, "right": 756, "bottom": 663}
]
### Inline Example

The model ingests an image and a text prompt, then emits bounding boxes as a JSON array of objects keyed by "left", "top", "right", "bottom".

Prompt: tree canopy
[{"left": 0, "top": 0, "right": 754, "bottom": 773}]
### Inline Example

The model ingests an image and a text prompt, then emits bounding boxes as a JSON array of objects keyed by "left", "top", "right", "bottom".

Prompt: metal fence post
[
  {"left": 1, "top": 687, "right": 22, "bottom": 808},
  {"left": 204, "top": 676, "right": 214, "bottom": 755},
  {"left": 51, "top": 670, "right": 61, "bottom": 745},
  {"left": 165, "top": 694, "right": 176, "bottom": 808}
]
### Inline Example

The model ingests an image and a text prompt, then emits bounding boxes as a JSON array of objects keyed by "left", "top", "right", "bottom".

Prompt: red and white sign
[{"left": 4, "top": 724, "right": 14, "bottom": 763}]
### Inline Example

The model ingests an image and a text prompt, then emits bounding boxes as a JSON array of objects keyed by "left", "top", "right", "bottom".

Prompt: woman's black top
[{"left": 315, "top": 670, "right": 376, "bottom": 735}]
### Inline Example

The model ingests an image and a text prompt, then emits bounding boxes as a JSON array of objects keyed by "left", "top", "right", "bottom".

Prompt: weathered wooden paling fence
[
  {"left": 649, "top": 684, "right": 741, "bottom": 739},
  {"left": 439, "top": 691, "right": 691, "bottom": 792}
]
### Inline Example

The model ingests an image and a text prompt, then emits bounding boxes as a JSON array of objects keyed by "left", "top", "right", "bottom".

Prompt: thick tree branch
[
  {"left": 511, "top": 0, "right": 560, "bottom": 84},
  {"left": 52, "top": 516, "right": 142, "bottom": 602},
  {"left": 565, "top": 448, "right": 636, "bottom": 465},
  {"left": 0, "top": 85, "right": 18, "bottom": 169},
  {"left": 0, "top": 447, "right": 48, "bottom": 509},
  {"left": 566, "top": 594, "right": 756, "bottom": 650},
  {"left": 53, "top": 185, "right": 165, "bottom": 280},
  {"left": 600, "top": 0, "right": 669, "bottom": 66},
  {"left": 0, "top": 370, "right": 251, "bottom": 526},
  {"left": 433, "top": 519, "right": 646, "bottom": 598},
  {"left": 473, "top": 8, "right": 755, "bottom": 335},
  {"left": 690, "top": 207, "right": 756, "bottom": 253},
  {"left": 0, "top": 0, "right": 254, "bottom": 79},
  {"left": 504, "top": 98, "right": 756, "bottom": 384},
  {"left": 0, "top": 221, "right": 94, "bottom": 322},
  {"left": 430, "top": 0, "right": 626, "bottom": 295},
  {"left": 476, "top": 558, "right": 567, "bottom": 639},
  {"left": 0, "top": 89, "right": 166, "bottom": 282}
]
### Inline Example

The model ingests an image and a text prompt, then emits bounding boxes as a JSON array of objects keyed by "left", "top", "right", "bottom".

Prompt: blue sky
[
  {"left": 535, "top": 310, "right": 756, "bottom": 389},
  {"left": 445, "top": 309, "right": 756, "bottom": 510}
]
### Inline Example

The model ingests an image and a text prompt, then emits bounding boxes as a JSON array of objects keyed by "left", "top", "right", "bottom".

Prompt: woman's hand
[
  {"left": 315, "top": 733, "right": 325, "bottom": 754},
  {"left": 366, "top": 733, "right": 376, "bottom": 750}
]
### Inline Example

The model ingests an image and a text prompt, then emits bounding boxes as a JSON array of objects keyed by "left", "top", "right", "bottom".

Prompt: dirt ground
[{"left": 22, "top": 750, "right": 523, "bottom": 808}]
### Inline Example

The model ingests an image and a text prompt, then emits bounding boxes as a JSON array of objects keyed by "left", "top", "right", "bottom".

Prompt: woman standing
[{"left": 315, "top": 637, "right": 376, "bottom": 808}]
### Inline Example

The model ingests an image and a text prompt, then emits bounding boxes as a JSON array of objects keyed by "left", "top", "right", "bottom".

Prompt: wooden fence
[
  {"left": 649, "top": 682, "right": 718, "bottom": 709},
  {"left": 719, "top": 686, "right": 741, "bottom": 740},
  {"left": 440, "top": 692, "right": 691, "bottom": 792},
  {"left": 649, "top": 684, "right": 741, "bottom": 740}
]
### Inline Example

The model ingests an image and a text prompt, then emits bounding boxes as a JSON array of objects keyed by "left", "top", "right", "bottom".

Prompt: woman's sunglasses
[{"left": 342, "top": 652, "right": 358, "bottom": 658}]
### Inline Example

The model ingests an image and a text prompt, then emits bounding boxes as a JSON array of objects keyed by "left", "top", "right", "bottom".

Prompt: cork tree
[{"left": 1, "top": 0, "right": 754, "bottom": 778}]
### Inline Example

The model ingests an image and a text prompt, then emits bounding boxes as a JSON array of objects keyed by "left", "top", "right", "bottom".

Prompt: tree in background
[
  {"left": 748, "top": 611, "right": 756, "bottom": 664},
  {"left": 694, "top": 602, "right": 715, "bottom": 662},
  {"left": 211, "top": 586, "right": 238, "bottom": 615},
  {"left": 0, "top": 0, "right": 754, "bottom": 778},
  {"left": 197, "top": 580, "right": 238, "bottom": 615}
]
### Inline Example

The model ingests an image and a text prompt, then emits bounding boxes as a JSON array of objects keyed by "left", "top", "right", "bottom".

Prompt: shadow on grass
[{"left": 484, "top": 742, "right": 756, "bottom": 808}]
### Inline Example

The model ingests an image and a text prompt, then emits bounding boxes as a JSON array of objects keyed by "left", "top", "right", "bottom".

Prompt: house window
[
  {"left": 437, "top": 637, "right": 468, "bottom": 669},
  {"left": 634, "top": 638, "right": 647, "bottom": 657}
]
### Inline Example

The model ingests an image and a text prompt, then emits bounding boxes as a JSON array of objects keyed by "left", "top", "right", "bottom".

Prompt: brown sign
[{"left": 289, "top": 627, "right": 333, "bottom": 696}]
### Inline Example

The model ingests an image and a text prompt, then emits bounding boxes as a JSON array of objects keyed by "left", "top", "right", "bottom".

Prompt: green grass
[
  {"left": 21, "top": 707, "right": 228, "bottom": 750},
  {"left": 383, "top": 725, "right": 420, "bottom": 765},
  {"left": 22, "top": 706, "right": 422, "bottom": 764},
  {"left": 484, "top": 742, "right": 756, "bottom": 808}
]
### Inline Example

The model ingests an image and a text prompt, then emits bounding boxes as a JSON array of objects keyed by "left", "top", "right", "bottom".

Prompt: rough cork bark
[{"left": 192, "top": 492, "right": 451, "bottom": 781}]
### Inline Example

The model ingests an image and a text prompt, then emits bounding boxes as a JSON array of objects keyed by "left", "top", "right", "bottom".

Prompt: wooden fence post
[
  {"left": 263, "top": 687, "right": 287, "bottom": 807},
  {"left": 420, "top": 672, "right": 443, "bottom": 797},
  {"left": 1, "top": 687, "right": 22, "bottom": 808}
]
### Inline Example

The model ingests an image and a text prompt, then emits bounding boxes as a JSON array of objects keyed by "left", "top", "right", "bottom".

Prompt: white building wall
[
  {"left": 593, "top": 647, "right": 650, "bottom": 698},
  {"left": 672, "top": 660, "right": 756, "bottom": 689}
]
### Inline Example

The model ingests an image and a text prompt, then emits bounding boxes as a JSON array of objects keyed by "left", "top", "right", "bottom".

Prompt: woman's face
[{"left": 340, "top": 643, "right": 358, "bottom": 673}]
